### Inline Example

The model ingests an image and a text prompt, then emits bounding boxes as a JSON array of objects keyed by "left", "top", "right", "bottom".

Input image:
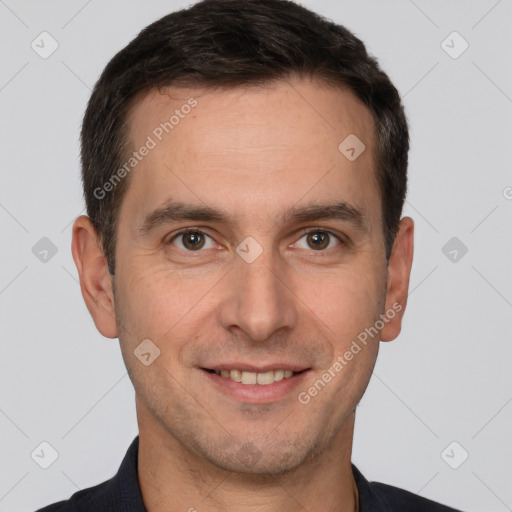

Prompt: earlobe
[
  {"left": 71, "top": 215, "right": 118, "bottom": 339},
  {"left": 380, "top": 216, "right": 414, "bottom": 342}
]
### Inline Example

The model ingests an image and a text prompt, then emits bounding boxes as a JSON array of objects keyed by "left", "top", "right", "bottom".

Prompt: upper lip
[{"left": 202, "top": 363, "right": 310, "bottom": 373}]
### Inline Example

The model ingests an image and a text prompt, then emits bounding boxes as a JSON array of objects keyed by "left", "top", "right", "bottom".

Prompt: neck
[{"left": 137, "top": 402, "right": 358, "bottom": 512}]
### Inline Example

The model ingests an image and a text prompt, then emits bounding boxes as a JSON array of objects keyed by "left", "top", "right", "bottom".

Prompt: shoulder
[
  {"left": 352, "top": 464, "right": 463, "bottom": 512},
  {"left": 34, "top": 436, "right": 145, "bottom": 512},
  {"left": 34, "top": 477, "right": 116, "bottom": 512},
  {"left": 371, "top": 481, "right": 463, "bottom": 511}
]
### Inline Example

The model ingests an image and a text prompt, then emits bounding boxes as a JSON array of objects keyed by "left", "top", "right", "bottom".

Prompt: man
[{"left": 36, "top": 0, "right": 463, "bottom": 510}]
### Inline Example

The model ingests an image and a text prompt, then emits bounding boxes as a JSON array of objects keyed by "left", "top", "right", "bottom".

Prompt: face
[{"left": 74, "top": 78, "right": 413, "bottom": 475}]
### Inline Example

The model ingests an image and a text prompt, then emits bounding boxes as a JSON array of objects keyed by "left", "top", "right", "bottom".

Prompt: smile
[
  {"left": 201, "top": 365, "right": 310, "bottom": 403},
  {"left": 209, "top": 369, "right": 297, "bottom": 385}
]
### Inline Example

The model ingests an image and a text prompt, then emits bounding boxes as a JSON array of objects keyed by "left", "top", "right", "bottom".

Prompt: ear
[
  {"left": 71, "top": 215, "right": 118, "bottom": 339},
  {"left": 380, "top": 216, "right": 414, "bottom": 342}
]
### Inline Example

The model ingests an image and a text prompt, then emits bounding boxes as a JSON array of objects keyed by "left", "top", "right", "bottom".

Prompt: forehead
[{"left": 120, "top": 78, "right": 380, "bottom": 230}]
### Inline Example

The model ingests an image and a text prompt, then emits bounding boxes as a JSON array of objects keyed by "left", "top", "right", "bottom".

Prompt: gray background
[{"left": 0, "top": 1, "right": 511, "bottom": 511}]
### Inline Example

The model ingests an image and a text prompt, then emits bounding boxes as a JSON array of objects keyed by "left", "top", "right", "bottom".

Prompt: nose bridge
[{"left": 218, "top": 243, "right": 298, "bottom": 342}]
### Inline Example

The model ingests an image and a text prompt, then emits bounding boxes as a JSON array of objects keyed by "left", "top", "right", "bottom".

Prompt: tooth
[
  {"left": 230, "top": 370, "right": 242, "bottom": 382},
  {"left": 223, "top": 369, "right": 295, "bottom": 384},
  {"left": 241, "top": 371, "right": 257, "bottom": 384},
  {"left": 257, "top": 371, "right": 275, "bottom": 385},
  {"left": 215, "top": 370, "right": 221, "bottom": 376},
  {"left": 273, "top": 370, "right": 284, "bottom": 382}
]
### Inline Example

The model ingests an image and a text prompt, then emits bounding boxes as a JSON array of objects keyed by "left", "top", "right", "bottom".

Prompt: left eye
[
  {"left": 294, "top": 230, "right": 341, "bottom": 251},
  {"left": 170, "top": 230, "right": 216, "bottom": 251}
]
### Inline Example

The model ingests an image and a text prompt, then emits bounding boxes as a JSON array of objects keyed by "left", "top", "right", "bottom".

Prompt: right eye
[{"left": 169, "top": 229, "right": 217, "bottom": 252}]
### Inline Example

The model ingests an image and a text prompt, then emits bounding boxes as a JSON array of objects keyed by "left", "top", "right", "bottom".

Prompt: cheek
[
  {"left": 116, "top": 259, "right": 221, "bottom": 347},
  {"left": 114, "top": 265, "right": 200, "bottom": 399},
  {"left": 302, "top": 266, "right": 386, "bottom": 344}
]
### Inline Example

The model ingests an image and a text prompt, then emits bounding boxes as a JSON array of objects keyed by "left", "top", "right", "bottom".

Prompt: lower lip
[{"left": 201, "top": 369, "right": 310, "bottom": 404}]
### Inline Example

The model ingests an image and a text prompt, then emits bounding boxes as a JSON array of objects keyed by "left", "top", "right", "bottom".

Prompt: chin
[{"left": 196, "top": 434, "right": 323, "bottom": 476}]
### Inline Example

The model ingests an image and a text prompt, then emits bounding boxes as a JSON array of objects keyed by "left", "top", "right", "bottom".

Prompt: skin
[{"left": 72, "top": 77, "right": 414, "bottom": 512}]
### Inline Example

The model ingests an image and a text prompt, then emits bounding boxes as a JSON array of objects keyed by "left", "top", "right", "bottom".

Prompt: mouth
[
  {"left": 200, "top": 365, "right": 311, "bottom": 404},
  {"left": 202, "top": 368, "right": 306, "bottom": 385}
]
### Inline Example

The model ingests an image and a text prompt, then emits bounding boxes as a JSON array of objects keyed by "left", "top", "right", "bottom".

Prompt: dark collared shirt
[{"left": 35, "top": 436, "right": 462, "bottom": 511}]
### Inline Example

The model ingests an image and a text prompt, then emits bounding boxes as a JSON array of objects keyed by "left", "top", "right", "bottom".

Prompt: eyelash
[{"left": 168, "top": 227, "right": 345, "bottom": 254}]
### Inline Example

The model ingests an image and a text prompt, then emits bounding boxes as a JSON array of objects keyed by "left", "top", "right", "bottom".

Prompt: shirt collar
[
  {"left": 352, "top": 463, "right": 393, "bottom": 512},
  {"left": 110, "top": 435, "right": 147, "bottom": 511}
]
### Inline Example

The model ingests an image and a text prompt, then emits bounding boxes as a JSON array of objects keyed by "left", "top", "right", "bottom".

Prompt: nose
[{"left": 217, "top": 247, "right": 299, "bottom": 343}]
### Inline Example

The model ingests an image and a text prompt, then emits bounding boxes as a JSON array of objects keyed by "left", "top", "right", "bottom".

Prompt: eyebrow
[{"left": 138, "top": 199, "right": 368, "bottom": 236}]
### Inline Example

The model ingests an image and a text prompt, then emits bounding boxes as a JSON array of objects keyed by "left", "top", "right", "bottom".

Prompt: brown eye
[
  {"left": 183, "top": 231, "right": 205, "bottom": 250},
  {"left": 171, "top": 230, "right": 214, "bottom": 251},
  {"left": 307, "top": 231, "right": 330, "bottom": 250},
  {"left": 294, "top": 230, "right": 341, "bottom": 252}
]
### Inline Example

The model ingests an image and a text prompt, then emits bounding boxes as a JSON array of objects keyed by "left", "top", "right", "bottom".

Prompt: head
[{"left": 72, "top": 0, "right": 413, "bottom": 475}]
